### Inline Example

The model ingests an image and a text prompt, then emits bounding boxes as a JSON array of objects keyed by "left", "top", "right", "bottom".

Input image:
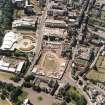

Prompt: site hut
[{"left": 12, "top": 0, "right": 25, "bottom": 9}]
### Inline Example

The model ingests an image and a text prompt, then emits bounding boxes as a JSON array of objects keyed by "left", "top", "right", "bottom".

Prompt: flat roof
[
  {"left": 43, "top": 27, "right": 67, "bottom": 37},
  {"left": 0, "top": 56, "right": 25, "bottom": 73},
  {"left": 45, "top": 19, "right": 66, "bottom": 24}
]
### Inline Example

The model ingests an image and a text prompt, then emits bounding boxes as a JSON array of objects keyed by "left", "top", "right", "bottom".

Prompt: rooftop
[
  {"left": 0, "top": 56, "right": 25, "bottom": 73},
  {"left": 43, "top": 27, "right": 67, "bottom": 38}
]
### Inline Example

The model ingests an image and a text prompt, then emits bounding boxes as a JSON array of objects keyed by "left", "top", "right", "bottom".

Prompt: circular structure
[{"left": 17, "top": 36, "right": 36, "bottom": 52}]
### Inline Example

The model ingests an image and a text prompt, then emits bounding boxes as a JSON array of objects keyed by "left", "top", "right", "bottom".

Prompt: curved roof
[{"left": 1, "top": 31, "right": 17, "bottom": 50}]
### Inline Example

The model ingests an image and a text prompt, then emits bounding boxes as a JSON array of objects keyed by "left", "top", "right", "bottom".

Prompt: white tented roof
[{"left": 1, "top": 31, "right": 17, "bottom": 50}]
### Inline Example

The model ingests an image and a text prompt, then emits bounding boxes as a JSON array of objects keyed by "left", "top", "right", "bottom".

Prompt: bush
[
  {"left": 1, "top": 94, "right": 5, "bottom": 100},
  {"left": 10, "top": 75, "right": 21, "bottom": 82},
  {"left": 32, "top": 85, "right": 41, "bottom": 92},
  {"left": 37, "top": 96, "right": 43, "bottom": 101},
  {"left": 78, "top": 80, "right": 83, "bottom": 86}
]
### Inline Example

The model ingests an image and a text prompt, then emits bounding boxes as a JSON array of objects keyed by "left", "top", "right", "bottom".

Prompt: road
[{"left": 25, "top": 0, "right": 49, "bottom": 76}]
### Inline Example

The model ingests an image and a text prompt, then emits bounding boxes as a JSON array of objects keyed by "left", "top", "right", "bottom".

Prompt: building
[
  {"left": 0, "top": 56, "right": 25, "bottom": 73},
  {"left": 43, "top": 27, "right": 67, "bottom": 39},
  {"left": 47, "top": 1, "right": 67, "bottom": 16},
  {"left": 53, "top": 0, "right": 67, "bottom": 4},
  {"left": 12, "top": 16, "right": 37, "bottom": 29},
  {"left": 24, "top": 0, "right": 35, "bottom": 15},
  {"left": 0, "top": 30, "right": 37, "bottom": 53},
  {"left": 45, "top": 19, "right": 67, "bottom": 28},
  {"left": 12, "top": 0, "right": 25, "bottom": 9},
  {"left": 39, "top": 0, "right": 46, "bottom": 7},
  {"left": 0, "top": 31, "right": 18, "bottom": 51},
  {"left": 47, "top": 9, "right": 67, "bottom": 16}
]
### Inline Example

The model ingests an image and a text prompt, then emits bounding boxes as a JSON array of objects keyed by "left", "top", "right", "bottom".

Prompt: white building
[
  {"left": 0, "top": 31, "right": 18, "bottom": 51},
  {"left": 0, "top": 57, "right": 25, "bottom": 73},
  {"left": 12, "top": 17, "right": 36, "bottom": 28}
]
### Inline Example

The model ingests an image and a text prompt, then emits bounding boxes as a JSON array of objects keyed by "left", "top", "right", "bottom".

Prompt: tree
[
  {"left": 32, "top": 85, "right": 41, "bottom": 92},
  {"left": 61, "top": 101, "right": 67, "bottom": 105},
  {"left": 16, "top": 100, "right": 23, "bottom": 105},
  {"left": 11, "top": 75, "right": 21, "bottom": 82},
  {"left": 1, "top": 0, "right": 13, "bottom": 29},
  {"left": 78, "top": 80, "right": 83, "bottom": 86},
  {"left": 37, "top": 96, "right": 43, "bottom": 101},
  {"left": 23, "top": 82, "right": 32, "bottom": 88},
  {"left": 6, "top": 83, "right": 15, "bottom": 92},
  {"left": 0, "top": 94, "right": 6, "bottom": 100},
  {"left": 24, "top": 75, "right": 35, "bottom": 82},
  {"left": 10, "top": 87, "right": 22, "bottom": 102},
  {"left": 64, "top": 92, "right": 71, "bottom": 103},
  {"left": 77, "top": 95, "right": 87, "bottom": 105}
]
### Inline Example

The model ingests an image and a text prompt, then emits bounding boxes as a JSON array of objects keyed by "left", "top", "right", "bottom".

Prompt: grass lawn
[
  {"left": 96, "top": 56, "right": 103, "bottom": 67},
  {"left": 86, "top": 56, "right": 105, "bottom": 82},
  {"left": 66, "top": 86, "right": 84, "bottom": 105},
  {"left": 86, "top": 69, "right": 105, "bottom": 81},
  {"left": 0, "top": 99, "right": 11, "bottom": 105},
  {"left": 76, "top": 58, "right": 88, "bottom": 66},
  {"left": 68, "top": 86, "right": 81, "bottom": 97},
  {"left": 0, "top": 71, "right": 15, "bottom": 80},
  {"left": 18, "top": 90, "right": 28, "bottom": 102}
]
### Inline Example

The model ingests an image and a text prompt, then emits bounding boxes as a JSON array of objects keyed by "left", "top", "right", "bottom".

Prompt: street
[{"left": 25, "top": 0, "right": 49, "bottom": 76}]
